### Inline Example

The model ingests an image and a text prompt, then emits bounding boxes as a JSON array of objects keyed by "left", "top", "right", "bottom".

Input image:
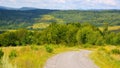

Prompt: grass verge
[
  {"left": 0, "top": 44, "right": 80, "bottom": 68},
  {"left": 90, "top": 46, "right": 120, "bottom": 68}
]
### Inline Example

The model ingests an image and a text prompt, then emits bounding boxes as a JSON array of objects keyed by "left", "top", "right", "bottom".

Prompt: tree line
[{"left": 0, "top": 23, "right": 120, "bottom": 47}]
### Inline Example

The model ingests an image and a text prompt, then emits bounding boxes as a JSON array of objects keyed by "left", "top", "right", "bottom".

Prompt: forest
[
  {"left": 0, "top": 9, "right": 120, "bottom": 29},
  {"left": 0, "top": 23, "right": 120, "bottom": 47}
]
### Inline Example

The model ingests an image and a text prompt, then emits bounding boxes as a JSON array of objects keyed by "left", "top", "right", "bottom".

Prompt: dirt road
[{"left": 44, "top": 50, "right": 99, "bottom": 68}]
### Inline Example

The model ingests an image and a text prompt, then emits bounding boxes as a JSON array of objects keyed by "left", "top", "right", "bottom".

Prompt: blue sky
[{"left": 0, "top": 0, "right": 120, "bottom": 9}]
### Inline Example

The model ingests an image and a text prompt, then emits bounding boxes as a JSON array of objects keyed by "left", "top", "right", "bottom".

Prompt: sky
[{"left": 0, "top": 0, "right": 120, "bottom": 9}]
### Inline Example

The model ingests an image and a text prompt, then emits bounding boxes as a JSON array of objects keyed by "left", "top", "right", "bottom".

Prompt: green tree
[
  {"left": 112, "top": 33, "right": 120, "bottom": 45},
  {"left": 66, "top": 24, "right": 78, "bottom": 46},
  {"left": 15, "top": 29, "right": 29, "bottom": 45},
  {"left": 0, "top": 32, "right": 17, "bottom": 46},
  {"left": 103, "top": 23, "right": 108, "bottom": 36}
]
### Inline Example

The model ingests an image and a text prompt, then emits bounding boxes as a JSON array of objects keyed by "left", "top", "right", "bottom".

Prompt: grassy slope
[
  {"left": 0, "top": 44, "right": 80, "bottom": 68},
  {"left": 90, "top": 46, "right": 120, "bottom": 68},
  {"left": 0, "top": 45, "right": 120, "bottom": 68},
  {"left": 27, "top": 23, "right": 50, "bottom": 29},
  {"left": 99, "top": 26, "right": 120, "bottom": 31}
]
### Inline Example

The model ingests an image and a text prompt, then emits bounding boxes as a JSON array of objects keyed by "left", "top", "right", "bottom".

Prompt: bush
[
  {"left": 82, "top": 44, "right": 92, "bottom": 48},
  {"left": 45, "top": 45, "right": 54, "bottom": 53},
  {"left": 111, "top": 49, "right": 120, "bottom": 54},
  {"left": 9, "top": 50, "right": 17, "bottom": 59},
  {"left": 0, "top": 49, "right": 4, "bottom": 59},
  {"left": 98, "top": 47, "right": 106, "bottom": 50},
  {"left": 31, "top": 45, "right": 39, "bottom": 50}
]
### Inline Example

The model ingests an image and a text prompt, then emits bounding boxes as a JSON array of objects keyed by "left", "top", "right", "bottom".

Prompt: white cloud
[
  {"left": 15, "top": 0, "right": 45, "bottom": 3},
  {"left": 56, "top": 0, "right": 66, "bottom": 3},
  {"left": 0, "top": 0, "right": 2, "bottom": 3},
  {"left": 86, "top": 0, "right": 118, "bottom": 6},
  {"left": 0, "top": 0, "right": 120, "bottom": 9},
  {"left": 0, "top": 0, "right": 4, "bottom": 3},
  {"left": 9, "top": 0, "right": 16, "bottom": 2},
  {"left": 25, "top": 0, "right": 40, "bottom": 3},
  {"left": 20, "top": 0, "right": 66, "bottom": 3}
]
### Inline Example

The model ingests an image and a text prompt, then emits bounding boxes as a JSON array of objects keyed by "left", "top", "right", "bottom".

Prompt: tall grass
[
  {"left": 90, "top": 46, "right": 120, "bottom": 68},
  {"left": 0, "top": 44, "right": 80, "bottom": 68}
]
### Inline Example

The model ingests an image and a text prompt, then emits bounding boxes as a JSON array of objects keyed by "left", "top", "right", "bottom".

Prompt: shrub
[
  {"left": 98, "top": 47, "right": 106, "bottom": 51},
  {"left": 45, "top": 45, "right": 54, "bottom": 53},
  {"left": 0, "top": 49, "right": 4, "bottom": 59},
  {"left": 82, "top": 44, "right": 92, "bottom": 48},
  {"left": 111, "top": 49, "right": 120, "bottom": 54},
  {"left": 31, "top": 45, "right": 39, "bottom": 50},
  {"left": 9, "top": 50, "right": 17, "bottom": 59}
]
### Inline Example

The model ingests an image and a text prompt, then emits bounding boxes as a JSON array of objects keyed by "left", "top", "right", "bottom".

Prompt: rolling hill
[
  {"left": 0, "top": 9, "right": 56, "bottom": 29},
  {"left": 0, "top": 6, "right": 120, "bottom": 29},
  {"left": 0, "top": 6, "right": 39, "bottom": 10}
]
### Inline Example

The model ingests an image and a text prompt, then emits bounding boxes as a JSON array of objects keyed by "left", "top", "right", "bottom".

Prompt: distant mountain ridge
[
  {"left": 19, "top": 7, "right": 39, "bottom": 10},
  {"left": 0, "top": 6, "right": 16, "bottom": 10},
  {"left": 0, "top": 6, "right": 38, "bottom": 10}
]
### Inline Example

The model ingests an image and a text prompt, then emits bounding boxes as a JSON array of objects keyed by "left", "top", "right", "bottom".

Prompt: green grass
[
  {"left": 28, "top": 23, "right": 50, "bottom": 29},
  {"left": 99, "top": 26, "right": 120, "bottom": 31},
  {"left": 0, "top": 44, "right": 80, "bottom": 68},
  {"left": 1, "top": 44, "right": 120, "bottom": 68},
  {"left": 90, "top": 46, "right": 120, "bottom": 68}
]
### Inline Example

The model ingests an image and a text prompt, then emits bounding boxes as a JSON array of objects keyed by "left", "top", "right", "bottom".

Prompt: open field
[
  {"left": 91, "top": 45, "right": 120, "bottom": 68},
  {"left": 0, "top": 44, "right": 81, "bottom": 68},
  {"left": 0, "top": 44, "right": 120, "bottom": 68},
  {"left": 28, "top": 23, "right": 50, "bottom": 29},
  {"left": 99, "top": 26, "right": 120, "bottom": 31}
]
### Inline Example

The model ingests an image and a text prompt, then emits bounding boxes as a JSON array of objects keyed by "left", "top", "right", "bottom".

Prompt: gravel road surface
[{"left": 44, "top": 50, "right": 99, "bottom": 68}]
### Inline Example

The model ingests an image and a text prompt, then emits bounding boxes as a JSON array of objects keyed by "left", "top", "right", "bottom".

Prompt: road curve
[{"left": 44, "top": 50, "right": 99, "bottom": 68}]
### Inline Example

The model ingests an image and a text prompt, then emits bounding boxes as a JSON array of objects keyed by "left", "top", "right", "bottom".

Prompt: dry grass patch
[
  {"left": 0, "top": 45, "right": 80, "bottom": 68},
  {"left": 90, "top": 46, "right": 120, "bottom": 68}
]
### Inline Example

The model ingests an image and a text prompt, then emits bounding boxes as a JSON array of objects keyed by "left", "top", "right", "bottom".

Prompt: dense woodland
[
  {"left": 0, "top": 10, "right": 120, "bottom": 29},
  {"left": 0, "top": 23, "right": 120, "bottom": 47},
  {"left": 50, "top": 10, "right": 120, "bottom": 26},
  {"left": 0, "top": 9, "right": 55, "bottom": 29}
]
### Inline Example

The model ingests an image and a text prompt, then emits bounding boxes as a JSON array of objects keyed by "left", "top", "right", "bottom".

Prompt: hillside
[
  {"left": 0, "top": 9, "right": 120, "bottom": 29},
  {"left": 49, "top": 10, "right": 120, "bottom": 26},
  {"left": 0, "top": 9, "right": 56, "bottom": 29}
]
